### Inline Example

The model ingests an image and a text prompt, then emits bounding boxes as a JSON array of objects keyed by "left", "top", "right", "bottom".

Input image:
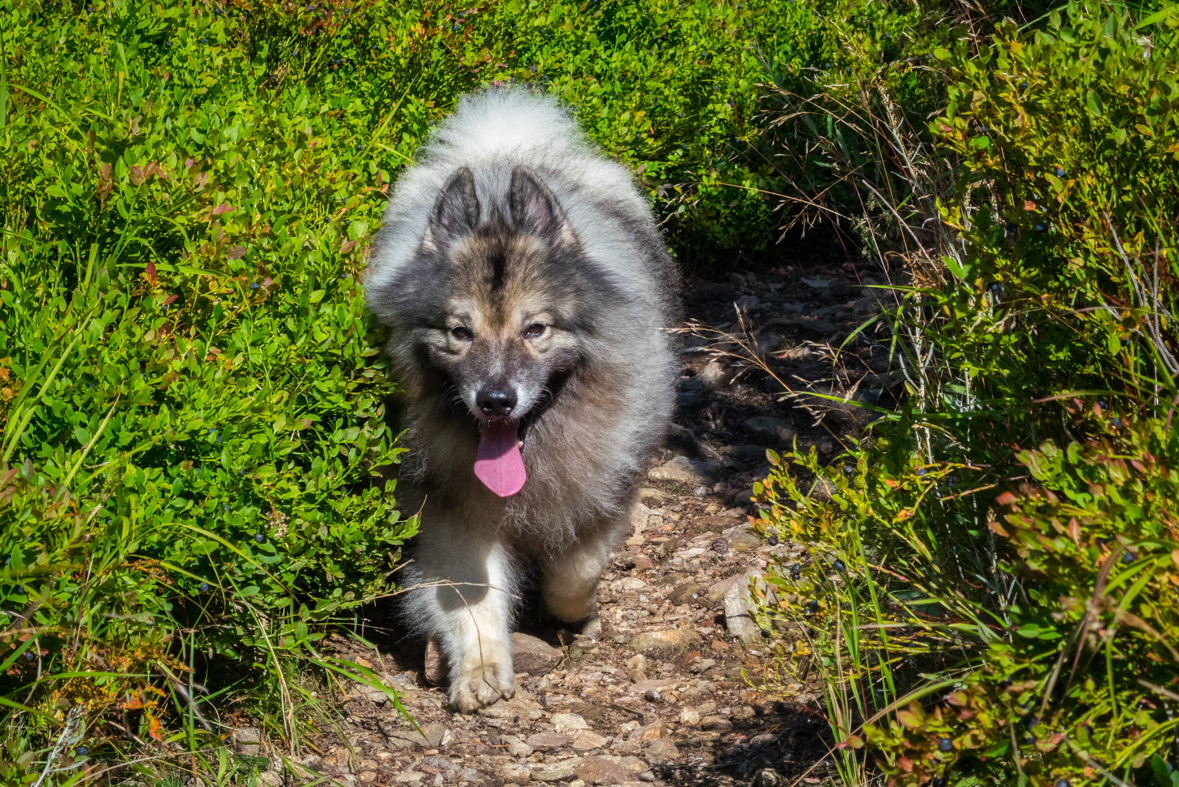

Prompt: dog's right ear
[{"left": 425, "top": 167, "right": 480, "bottom": 250}]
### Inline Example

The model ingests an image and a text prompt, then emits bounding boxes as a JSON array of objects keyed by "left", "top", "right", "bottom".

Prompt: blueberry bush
[
  {"left": 0, "top": 0, "right": 877, "bottom": 781},
  {"left": 750, "top": 1, "right": 1179, "bottom": 785}
]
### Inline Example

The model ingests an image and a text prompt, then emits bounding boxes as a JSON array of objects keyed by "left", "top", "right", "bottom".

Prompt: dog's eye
[
  {"left": 523, "top": 323, "right": 547, "bottom": 339},
  {"left": 451, "top": 326, "right": 473, "bottom": 341}
]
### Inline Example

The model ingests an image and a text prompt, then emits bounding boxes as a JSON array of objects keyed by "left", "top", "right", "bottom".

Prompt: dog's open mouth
[{"left": 474, "top": 419, "right": 526, "bottom": 497}]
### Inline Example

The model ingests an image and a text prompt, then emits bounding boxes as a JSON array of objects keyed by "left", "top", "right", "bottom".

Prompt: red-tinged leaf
[
  {"left": 1024, "top": 200, "right": 1036, "bottom": 211},
  {"left": 212, "top": 203, "right": 235, "bottom": 215},
  {"left": 144, "top": 261, "right": 157, "bottom": 282},
  {"left": 897, "top": 756, "right": 914, "bottom": 773},
  {"left": 164, "top": 294, "right": 178, "bottom": 306},
  {"left": 897, "top": 709, "right": 921, "bottom": 729},
  {"left": 339, "top": 239, "right": 357, "bottom": 255},
  {"left": 226, "top": 246, "right": 246, "bottom": 260},
  {"left": 995, "top": 491, "right": 1017, "bottom": 506},
  {"left": 129, "top": 165, "right": 145, "bottom": 186}
]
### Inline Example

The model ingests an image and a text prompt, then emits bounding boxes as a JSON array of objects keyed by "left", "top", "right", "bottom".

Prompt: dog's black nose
[{"left": 477, "top": 388, "right": 517, "bottom": 418}]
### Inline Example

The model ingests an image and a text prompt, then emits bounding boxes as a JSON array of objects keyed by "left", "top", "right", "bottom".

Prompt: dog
[{"left": 364, "top": 87, "right": 680, "bottom": 712}]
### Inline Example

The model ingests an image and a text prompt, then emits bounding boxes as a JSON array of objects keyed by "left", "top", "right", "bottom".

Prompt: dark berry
[
  {"left": 24, "top": 651, "right": 34, "bottom": 661},
  {"left": 1055, "top": 168, "right": 1065, "bottom": 177},
  {"left": 1121, "top": 551, "right": 1134, "bottom": 564},
  {"left": 254, "top": 533, "right": 264, "bottom": 543},
  {"left": 1054, "top": 780, "right": 1069, "bottom": 787},
  {"left": 938, "top": 738, "right": 953, "bottom": 752},
  {"left": 833, "top": 559, "right": 846, "bottom": 572},
  {"left": 199, "top": 582, "right": 209, "bottom": 592},
  {"left": 767, "top": 534, "right": 778, "bottom": 546}
]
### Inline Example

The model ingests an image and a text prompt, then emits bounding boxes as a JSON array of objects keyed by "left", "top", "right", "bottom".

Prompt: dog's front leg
[
  {"left": 410, "top": 520, "right": 517, "bottom": 712},
  {"left": 541, "top": 520, "right": 621, "bottom": 635}
]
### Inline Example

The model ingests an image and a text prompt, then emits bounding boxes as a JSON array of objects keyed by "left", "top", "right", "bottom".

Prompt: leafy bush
[
  {"left": 0, "top": 0, "right": 871, "bottom": 780},
  {"left": 750, "top": 2, "right": 1179, "bottom": 786}
]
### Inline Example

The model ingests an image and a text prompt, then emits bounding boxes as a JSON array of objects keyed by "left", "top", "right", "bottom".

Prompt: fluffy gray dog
[{"left": 365, "top": 87, "right": 679, "bottom": 712}]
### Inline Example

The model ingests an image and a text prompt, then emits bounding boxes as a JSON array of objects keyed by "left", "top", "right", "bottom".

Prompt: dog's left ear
[{"left": 509, "top": 166, "right": 575, "bottom": 250}]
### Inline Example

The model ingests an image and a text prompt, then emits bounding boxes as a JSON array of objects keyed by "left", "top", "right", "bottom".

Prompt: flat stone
[
  {"left": 572, "top": 730, "right": 609, "bottom": 751},
  {"left": 497, "top": 761, "right": 532, "bottom": 785},
  {"left": 628, "top": 627, "right": 702, "bottom": 653},
  {"left": 701, "top": 715, "right": 734, "bottom": 732},
  {"left": 500, "top": 734, "right": 534, "bottom": 758},
  {"left": 510, "top": 632, "right": 562, "bottom": 676},
  {"left": 625, "top": 654, "right": 647, "bottom": 682},
  {"left": 630, "top": 721, "right": 665, "bottom": 742},
  {"left": 576, "top": 756, "right": 635, "bottom": 785},
  {"left": 532, "top": 757, "right": 583, "bottom": 782},
  {"left": 392, "top": 772, "right": 426, "bottom": 784},
  {"left": 644, "top": 738, "right": 680, "bottom": 763},
  {"left": 741, "top": 417, "right": 797, "bottom": 445},
  {"left": 527, "top": 731, "right": 574, "bottom": 751},
  {"left": 615, "top": 577, "right": 647, "bottom": 591},
  {"left": 708, "top": 574, "right": 741, "bottom": 603},
  {"left": 724, "top": 568, "right": 772, "bottom": 644},
  {"left": 233, "top": 727, "right": 264, "bottom": 754},
  {"left": 668, "top": 580, "right": 709, "bottom": 606},
  {"left": 479, "top": 692, "right": 543, "bottom": 721},
  {"left": 647, "top": 456, "right": 721, "bottom": 486},
  {"left": 386, "top": 721, "right": 449, "bottom": 749},
  {"left": 680, "top": 706, "right": 700, "bottom": 725},
  {"left": 728, "top": 531, "right": 762, "bottom": 552},
  {"left": 552, "top": 712, "right": 592, "bottom": 734}
]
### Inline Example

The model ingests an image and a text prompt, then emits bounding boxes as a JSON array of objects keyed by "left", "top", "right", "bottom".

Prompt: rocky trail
[{"left": 255, "top": 252, "right": 896, "bottom": 787}]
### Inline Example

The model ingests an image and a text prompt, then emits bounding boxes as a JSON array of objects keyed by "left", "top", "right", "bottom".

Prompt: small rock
[
  {"left": 750, "top": 733, "right": 777, "bottom": 746},
  {"left": 691, "top": 657, "right": 716, "bottom": 674},
  {"left": 701, "top": 715, "right": 734, "bottom": 732},
  {"left": 480, "top": 693, "right": 544, "bottom": 721},
  {"left": 532, "top": 757, "right": 583, "bottom": 782},
  {"left": 497, "top": 761, "right": 532, "bottom": 785},
  {"left": 628, "top": 627, "right": 702, "bottom": 652},
  {"left": 424, "top": 637, "right": 445, "bottom": 686},
  {"left": 510, "top": 632, "right": 562, "bottom": 676},
  {"left": 647, "top": 455, "right": 721, "bottom": 486},
  {"left": 643, "top": 738, "right": 680, "bottom": 763},
  {"left": 697, "top": 360, "right": 726, "bottom": 389},
  {"left": 552, "top": 712, "right": 592, "bottom": 734},
  {"left": 527, "top": 731, "right": 574, "bottom": 751},
  {"left": 707, "top": 574, "right": 740, "bottom": 603},
  {"left": 630, "top": 721, "right": 665, "bottom": 742},
  {"left": 736, "top": 294, "right": 760, "bottom": 311},
  {"left": 259, "top": 772, "right": 283, "bottom": 787},
  {"left": 753, "top": 768, "right": 788, "bottom": 787},
  {"left": 741, "top": 417, "right": 797, "bottom": 445},
  {"left": 355, "top": 772, "right": 378, "bottom": 784},
  {"left": 233, "top": 727, "right": 264, "bottom": 755},
  {"left": 386, "top": 721, "right": 450, "bottom": 749},
  {"left": 572, "top": 730, "right": 609, "bottom": 751},
  {"left": 616, "top": 577, "right": 647, "bottom": 591},
  {"left": 576, "top": 756, "right": 636, "bottom": 785},
  {"left": 500, "top": 734, "right": 534, "bottom": 758},
  {"left": 625, "top": 654, "right": 648, "bottom": 683},
  {"left": 724, "top": 568, "right": 773, "bottom": 644},
  {"left": 679, "top": 707, "right": 701, "bottom": 725},
  {"left": 667, "top": 581, "right": 707, "bottom": 606},
  {"left": 728, "top": 531, "right": 762, "bottom": 552},
  {"left": 392, "top": 771, "right": 426, "bottom": 784}
]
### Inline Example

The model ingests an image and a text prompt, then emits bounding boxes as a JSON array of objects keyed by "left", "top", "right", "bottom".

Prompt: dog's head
[{"left": 406, "top": 166, "right": 606, "bottom": 431}]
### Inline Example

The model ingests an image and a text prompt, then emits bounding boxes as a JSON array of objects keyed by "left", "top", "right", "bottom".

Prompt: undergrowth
[
  {"left": 0, "top": 0, "right": 889, "bottom": 783},
  {"left": 749, "top": 1, "right": 1179, "bottom": 786}
]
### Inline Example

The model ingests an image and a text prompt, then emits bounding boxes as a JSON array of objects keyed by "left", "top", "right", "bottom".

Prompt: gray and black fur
[{"left": 365, "top": 87, "right": 680, "bottom": 712}]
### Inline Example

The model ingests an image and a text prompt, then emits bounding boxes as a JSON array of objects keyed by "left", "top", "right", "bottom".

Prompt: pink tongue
[{"left": 474, "top": 421, "right": 527, "bottom": 497}]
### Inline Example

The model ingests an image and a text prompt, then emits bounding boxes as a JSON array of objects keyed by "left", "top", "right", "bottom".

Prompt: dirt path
[{"left": 263, "top": 252, "right": 893, "bottom": 787}]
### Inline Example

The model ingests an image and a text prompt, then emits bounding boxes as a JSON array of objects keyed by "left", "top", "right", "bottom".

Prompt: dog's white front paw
[{"left": 449, "top": 656, "right": 516, "bottom": 713}]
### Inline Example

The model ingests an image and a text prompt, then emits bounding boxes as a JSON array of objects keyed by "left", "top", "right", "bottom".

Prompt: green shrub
[
  {"left": 0, "top": 0, "right": 889, "bottom": 780},
  {"left": 750, "top": 2, "right": 1179, "bottom": 785}
]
